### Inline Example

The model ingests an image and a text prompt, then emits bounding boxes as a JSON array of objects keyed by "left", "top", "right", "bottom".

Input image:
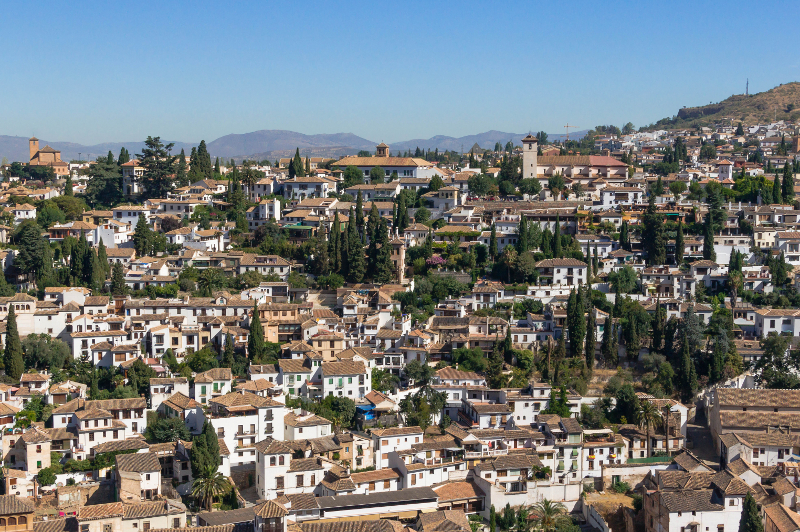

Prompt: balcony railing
[{"left": 464, "top": 449, "right": 507, "bottom": 459}]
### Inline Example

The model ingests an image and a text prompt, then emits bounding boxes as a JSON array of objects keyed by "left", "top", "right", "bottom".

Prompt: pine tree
[
  {"left": 65, "top": 174, "right": 73, "bottom": 196},
  {"left": 111, "top": 262, "right": 126, "bottom": 295},
  {"left": 489, "top": 224, "right": 498, "bottom": 260},
  {"left": 675, "top": 219, "right": 684, "bottom": 265},
  {"left": 133, "top": 214, "right": 151, "bottom": 258},
  {"left": 248, "top": 302, "right": 266, "bottom": 363},
  {"left": 739, "top": 493, "right": 763, "bottom": 532},
  {"left": 553, "top": 215, "right": 562, "bottom": 258},
  {"left": 222, "top": 333, "right": 235, "bottom": 369},
  {"left": 4, "top": 307, "right": 23, "bottom": 381},
  {"left": 346, "top": 208, "right": 366, "bottom": 283}
]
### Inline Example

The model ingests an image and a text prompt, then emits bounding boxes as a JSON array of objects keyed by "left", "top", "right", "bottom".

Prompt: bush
[
  {"left": 631, "top": 493, "right": 643, "bottom": 512},
  {"left": 612, "top": 481, "right": 631, "bottom": 494}
]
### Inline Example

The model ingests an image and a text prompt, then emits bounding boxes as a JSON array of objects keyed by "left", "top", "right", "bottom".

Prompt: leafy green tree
[
  {"left": 198, "top": 268, "right": 226, "bottom": 296},
  {"left": 608, "top": 266, "right": 638, "bottom": 293},
  {"left": 542, "top": 386, "right": 571, "bottom": 417},
  {"left": 22, "top": 334, "right": 70, "bottom": 371},
  {"left": 429, "top": 174, "right": 444, "bottom": 191},
  {"left": 4, "top": 307, "right": 24, "bottom": 380},
  {"left": 136, "top": 136, "right": 177, "bottom": 200},
  {"left": 342, "top": 166, "right": 363, "bottom": 189},
  {"left": 372, "top": 368, "right": 400, "bottom": 393},
  {"left": 369, "top": 166, "right": 385, "bottom": 184},
  {"left": 145, "top": 417, "right": 191, "bottom": 443}
]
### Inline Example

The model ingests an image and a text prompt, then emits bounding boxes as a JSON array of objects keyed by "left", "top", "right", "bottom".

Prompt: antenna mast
[{"left": 746, "top": 78, "right": 749, "bottom": 97}]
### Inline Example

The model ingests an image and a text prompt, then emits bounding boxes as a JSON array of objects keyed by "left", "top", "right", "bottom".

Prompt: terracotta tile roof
[
  {"left": 254, "top": 500, "right": 288, "bottom": 518},
  {"left": 122, "top": 500, "right": 186, "bottom": 519},
  {"left": 194, "top": 368, "right": 233, "bottom": 383},
  {"left": 162, "top": 392, "right": 199, "bottom": 411},
  {"left": 350, "top": 468, "right": 401, "bottom": 484},
  {"left": 115, "top": 452, "right": 160, "bottom": 472},
  {"left": 77, "top": 502, "right": 124, "bottom": 520},
  {"left": 371, "top": 426, "right": 423, "bottom": 437},
  {"left": 321, "top": 361, "right": 366, "bottom": 376},
  {"left": 254, "top": 437, "right": 293, "bottom": 455},
  {"left": 284, "top": 412, "right": 331, "bottom": 427},
  {"left": 34, "top": 518, "right": 78, "bottom": 532},
  {"left": 432, "top": 481, "right": 485, "bottom": 501}
]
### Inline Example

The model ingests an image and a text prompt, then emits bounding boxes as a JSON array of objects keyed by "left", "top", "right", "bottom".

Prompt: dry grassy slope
[{"left": 668, "top": 82, "right": 800, "bottom": 126}]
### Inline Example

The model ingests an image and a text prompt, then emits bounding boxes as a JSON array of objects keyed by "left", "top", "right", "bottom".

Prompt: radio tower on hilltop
[{"left": 746, "top": 78, "right": 749, "bottom": 96}]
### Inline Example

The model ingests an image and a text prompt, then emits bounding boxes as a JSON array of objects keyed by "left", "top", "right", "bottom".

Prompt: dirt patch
[{"left": 586, "top": 491, "right": 635, "bottom": 511}]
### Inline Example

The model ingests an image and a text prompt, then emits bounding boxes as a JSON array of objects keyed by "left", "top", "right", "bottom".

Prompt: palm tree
[
  {"left": 530, "top": 499, "right": 568, "bottom": 532},
  {"left": 198, "top": 268, "right": 226, "bottom": 297},
  {"left": 636, "top": 400, "right": 662, "bottom": 458},
  {"left": 502, "top": 246, "right": 518, "bottom": 283},
  {"left": 191, "top": 465, "right": 231, "bottom": 511}
]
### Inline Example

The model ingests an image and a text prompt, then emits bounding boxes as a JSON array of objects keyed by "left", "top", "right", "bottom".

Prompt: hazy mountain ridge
[{"left": 0, "top": 128, "right": 589, "bottom": 163}]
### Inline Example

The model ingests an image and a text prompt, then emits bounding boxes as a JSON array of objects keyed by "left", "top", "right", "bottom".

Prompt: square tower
[
  {"left": 521, "top": 135, "right": 538, "bottom": 179},
  {"left": 29, "top": 137, "right": 39, "bottom": 162}
]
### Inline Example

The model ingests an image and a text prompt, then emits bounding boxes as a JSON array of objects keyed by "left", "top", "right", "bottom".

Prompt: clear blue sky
[{"left": 4, "top": 0, "right": 798, "bottom": 145}]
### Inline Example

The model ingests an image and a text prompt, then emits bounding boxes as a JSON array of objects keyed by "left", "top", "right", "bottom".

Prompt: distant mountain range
[{"left": 0, "top": 129, "right": 589, "bottom": 163}]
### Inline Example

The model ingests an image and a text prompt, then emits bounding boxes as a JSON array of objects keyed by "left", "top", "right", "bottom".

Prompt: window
[
  {"left": 104, "top": 525, "right": 112, "bottom": 532},
  {"left": 82, "top": 526, "right": 90, "bottom": 532},
  {"left": 143, "top": 523, "right": 151, "bottom": 531},
  {"left": 296, "top": 475, "right": 304, "bottom": 487},
  {"left": 146, "top": 474, "right": 151, "bottom": 480},
  {"left": 173, "top": 519, "right": 181, "bottom": 528}
]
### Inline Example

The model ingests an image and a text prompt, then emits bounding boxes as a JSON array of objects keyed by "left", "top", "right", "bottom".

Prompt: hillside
[
  {"left": 650, "top": 82, "right": 800, "bottom": 129},
  {"left": 206, "top": 130, "right": 376, "bottom": 159}
]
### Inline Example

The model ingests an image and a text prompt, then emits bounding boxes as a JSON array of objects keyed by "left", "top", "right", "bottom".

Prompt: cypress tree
[
  {"left": 248, "top": 302, "right": 266, "bottom": 363},
  {"left": 675, "top": 219, "right": 684, "bottom": 265},
  {"left": 783, "top": 162, "right": 794, "bottom": 204},
  {"left": 373, "top": 219, "right": 393, "bottom": 284},
  {"left": 64, "top": 174, "right": 73, "bottom": 196},
  {"left": 293, "top": 148, "right": 304, "bottom": 178},
  {"left": 367, "top": 203, "right": 379, "bottom": 244},
  {"left": 118, "top": 147, "right": 130, "bottom": 166},
  {"left": 585, "top": 305, "right": 595, "bottom": 373},
  {"left": 305, "top": 156, "right": 311, "bottom": 175},
  {"left": 593, "top": 244, "right": 599, "bottom": 275},
  {"left": 553, "top": 215, "right": 562, "bottom": 258},
  {"left": 97, "top": 240, "right": 110, "bottom": 276},
  {"left": 397, "top": 194, "right": 408, "bottom": 232},
  {"left": 313, "top": 230, "right": 330, "bottom": 276},
  {"left": 679, "top": 333, "right": 698, "bottom": 403},
  {"left": 196, "top": 140, "right": 213, "bottom": 178},
  {"left": 541, "top": 227, "right": 552, "bottom": 258},
  {"left": 188, "top": 147, "right": 198, "bottom": 181},
  {"left": 4, "top": 307, "right": 23, "bottom": 381},
  {"left": 652, "top": 300, "right": 665, "bottom": 353},
  {"left": 330, "top": 213, "right": 342, "bottom": 273},
  {"left": 600, "top": 316, "right": 612, "bottom": 366},
  {"left": 222, "top": 333, "right": 235, "bottom": 369},
  {"left": 517, "top": 217, "right": 528, "bottom": 253},
  {"left": 702, "top": 217, "right": 716, "bottom": 261},
  {"left": 107, "top": 151, "right": 114, "bottom": 164},
  {"left": 133, "top": 214, "right": 151, "bottom": 258},
  {"left": 620, "top": 220, "right": 630, "bottom": 251},
  {"left": 486, "top": 342, "right": 505, "bottom": 389},
  {"left": 91, "top": 250, "right": 106, "bottom": 293},
  {"left": 739, "top": 493, "right": 763, "bottom": 532},
  {"left": 772, "top": 174, "right": 782, "bottom": 204},
  {"left": 571, "top": 290, "right": 585, "bottom": 357},
  {"left": 214, "top": 157, "right": 220, "bottom": 175},
  {"left": 489, "top": 224, "right": 498, "bottom": 260},
  {"left": 346, "top": 207, "right": 366, "bottom": 283},
  {"left": 356, "top": 191, "right": 365, "bottom": 242},
  {"left": 111, "top": 262, "right": 126, "bottom": 295}
]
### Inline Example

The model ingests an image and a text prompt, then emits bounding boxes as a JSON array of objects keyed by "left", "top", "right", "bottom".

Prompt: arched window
[
  {"left": 9, "top": 517, "right": 17, "bottom": 525},
  {"left": 1, "top": 517, "right": 8, "bottom": 526},
  {"left": 18, "top": 517, "right": 26, "bottom": 525}
]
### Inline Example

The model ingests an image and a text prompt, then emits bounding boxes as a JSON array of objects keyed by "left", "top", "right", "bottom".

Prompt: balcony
[
  {"left": 464, "top": 449, "right": 507, "bottom": 459},
  {"left": 235, "top": 431, "right": 258, "bottom": 438}
]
